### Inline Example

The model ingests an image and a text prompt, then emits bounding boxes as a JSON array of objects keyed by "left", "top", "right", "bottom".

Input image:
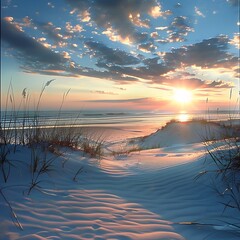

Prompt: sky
[{"left": 1, "top": 0, "right": 239, "bottom": 112}]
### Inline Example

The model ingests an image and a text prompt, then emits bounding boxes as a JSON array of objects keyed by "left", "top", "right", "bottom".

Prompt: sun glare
[
  {"left": 178, "top": 113, "right": 189, "bottom": 122},
  {"left": 173, "top": 89, "right": 192, "bottom": 104}
]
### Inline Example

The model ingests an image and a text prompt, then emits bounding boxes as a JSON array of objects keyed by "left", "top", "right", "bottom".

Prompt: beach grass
[
  {"left": 0, "top": 83, "right": 174, "bottom": 229},
  {"left": 0, "top": 82, "right": 105, "bottom": 224},
  {"left": 193, "top": 96, "right": 240, "bottom": 213},
  {"left": 202, "top": 131, "right": 240, "bottom": 211}
]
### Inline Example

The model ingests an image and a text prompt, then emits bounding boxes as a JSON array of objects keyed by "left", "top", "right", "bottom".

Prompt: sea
[{"left": 1, "top": 110, "right": 239, "bottom": 130}]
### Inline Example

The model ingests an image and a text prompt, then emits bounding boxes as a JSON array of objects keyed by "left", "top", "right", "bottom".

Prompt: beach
[
  {"left": 1, "top": 119, "right": 240, "bottom": 240},
  {"left": 2, "top": 0, "right": 239, "bottom": 238}
]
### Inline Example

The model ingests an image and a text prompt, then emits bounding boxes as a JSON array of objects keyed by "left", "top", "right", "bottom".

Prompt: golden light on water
[{"left": 178, "top": 113, "right": 189, "bottom": 122}]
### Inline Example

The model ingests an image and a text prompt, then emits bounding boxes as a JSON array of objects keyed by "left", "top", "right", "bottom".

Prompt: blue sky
[{"left": 1, "top": 0, "right": 239, "bottom": 111}]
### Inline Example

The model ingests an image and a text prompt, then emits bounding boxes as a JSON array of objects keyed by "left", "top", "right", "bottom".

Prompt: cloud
[
  {"left": 1, "top": 18, "right": 140, "bottom": 82},
  {"left": 150, "top": 32, "right": 159, "bottom": 38},
  {"left": 90, "top": 90, "right": 118, "bottom": 95},
  {"left": 32, "top": 21, "right": 74, "bottom": 47},
  {"left": 229, "top": 33, "right": 240, "bottom": 49},
  {"left": 29, "top": 62, "right": 140, "bottom": 83},
  {"left": 82, "top": 97, "right": 152, "bottom": 103},
  {"left": 102, "top": 58, "right": 172, "bottom": 82},
  {"left": 2, "top": 15, "right": 237, "bottom": 90},
  {"left": 155, "top": 26, "right": 168, "bottom": 31},
  {"left": 148, "top": 86, "right": 172, "bottom": 91},
  {"left": 85, "top": 36, "right": 237, "bottom": 85},
  {"left": 167, "top": 16, "right": 194, "bottom": 42},
  {"left": 194, "top": 7, "right": 205, "bottom": 18},
  {"left": 114, "top": 87, "right": 126, "bottom": 91},
  {"left": 1, "top": 18, "right": 66, "bottom": 65},
  {"left": 153, "top": 74, "right": 233, "bottom": 90},
  {"left": 78, "top": 10, "right": 91, "bottom": 22},
  {"left": 85, "top": 41, "right": 141, "bottom": 66},
  {"left": 65, "top": 0, "right": 171, "bottom": 44},
  {"left": 138, "top": 42, "right": 157, "bottom": 53},
  {"left": 164, "top": 77, "right": 206, "bottom": 89},
  {"left": 175, "top": 3, "right": 182, "bottom": 8},
  {"left": 226, "top": 0, "right": 240, "bottom": 6},
  {"left": 19, "top": 18, "right": 80, "bottom": 48},
  {"left": 164, "top": 35, "right": 237, "bottom": 69},
  {"left": 47, "top": 2, "right": 55, "bottom": 8},
  {"left": 129, "top": 13, "right": 150, "bottom": 28},
  {"left": 65, "top": 22, "right": 83, "bottom": 33},
  {"left": 203, "top": 80, "right": 233, "bottom": 88},
  {"left": 80, "top": 97, "right": 168, "bottom": 110},
  {"left": 3, "top": 16, "right": 14, "bottom": 22},
  {"left": 35, "top": 22, "right": 63, "bottom": 41}
]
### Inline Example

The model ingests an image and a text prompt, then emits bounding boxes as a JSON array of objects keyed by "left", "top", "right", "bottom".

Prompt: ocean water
[{"left": 1, "top": 110, "right": 239, "bottom": 130}]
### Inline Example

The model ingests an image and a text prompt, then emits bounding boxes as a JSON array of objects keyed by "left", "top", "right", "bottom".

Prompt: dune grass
[
  {"left": 0, "top": 81, "right": 105, "bottom": 228},
  {"left": 206, "top": 90, "right": 240, "bottom": 212},
  {"left": 197, "top": 94, "right": 240, "bottom": 213},
  {"left": 0, "top": 81, "right": 105, "bottom": 179},
  {"left": 202, "top": 131, "right": 240, "bottom": 212}
]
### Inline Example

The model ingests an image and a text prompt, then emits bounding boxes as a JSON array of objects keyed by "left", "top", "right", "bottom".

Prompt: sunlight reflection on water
[{"left": 177, "top": 113, "right": 189, "bottom": 122}]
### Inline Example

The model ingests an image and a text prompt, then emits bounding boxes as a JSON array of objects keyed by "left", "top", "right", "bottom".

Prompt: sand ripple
[{"left": 1, "top": 145, "right": 240, "bottom": 240}]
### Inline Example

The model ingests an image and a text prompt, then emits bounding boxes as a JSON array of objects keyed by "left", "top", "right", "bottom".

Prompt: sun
[{"left": 173, "top": 88, "right": 192, "bottom": 104}]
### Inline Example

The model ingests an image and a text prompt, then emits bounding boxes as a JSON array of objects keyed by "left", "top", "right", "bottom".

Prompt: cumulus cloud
[
  {"left": 1, "top": 18, "right": 66, "bottom": 65},
  {"left": 85, "top": 41, "right": 141, "bottom": 66},
  {"left": 150, "top": 32, "right": 159, "bottom": 38},
  {"left": 3, "top": 16, "right": 14, "bottom": 22},
  {"left": 102, "top": 58, "right": 172, "bottom": 82},
  {"left": 138, "top": 42, "right": 157, "bottom": 53},
  {"left": 129, "top": 13, "right": 150, "bottom": 28},
  {"left": 29, "top": 62, "right": 140, "bottom": 83},
  {"left": 80, "top": 36, "right": 237, "bottom": 86},
  {"left": 65, "top": 0, "right": 171, "bottom": 44},
  {"left": 1, "top": 13, "right": 238, "bottom": 90},
  {"left": 18, "top": 18, "right": 76, "bottom": 48},
  {"left": 32, "top": 21, "right": 75, "bottom": 48},
  {"left": 160, "top": 76, "right": 233, "bottom": 89},
  {"left": 167, "top": 16, "right": 194, "bottom": 42},
  {"left": 22, "top": 16, "right": 32, "bottom": 27},
  {"left": 203, "top": 80, "right": 233, "bottom": 88},
  {"left": 164, "top": 35, "right": 237, "bottom": 69},
  {"left": 65, "top": 22, "right": 83, "bottom": 33},
  {"left": 35, "top": 22, "right": 64, "bottom": 42},
  {"left": 78, "top": 10, "right": 91, "bottom": 22},
  {"left": 229, "top": 33, "right": 240, "bottom": 49}
]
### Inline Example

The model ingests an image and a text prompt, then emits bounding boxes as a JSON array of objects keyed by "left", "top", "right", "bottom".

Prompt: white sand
[
  {"left": 137, "top": 121, "right": 232, "bottom": 149},
  {"left": 1, "top": 121, "right": 240, "bottom": 240}
]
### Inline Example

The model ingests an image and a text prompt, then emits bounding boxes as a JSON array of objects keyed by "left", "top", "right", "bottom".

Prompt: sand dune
[
  {"left": 137, "top": 121, "right": 230, "bottom": 149},
  {"left": 1, "top": 121, "right": 240, "bottom": 239}
]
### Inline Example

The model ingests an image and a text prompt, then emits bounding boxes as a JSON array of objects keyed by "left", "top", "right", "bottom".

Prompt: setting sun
[{"left": 173, "top": 89, "right": 192, "bottom": 104}]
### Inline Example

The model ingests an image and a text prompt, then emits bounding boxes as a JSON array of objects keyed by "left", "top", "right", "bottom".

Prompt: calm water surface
[{"left": 1, "top": 110, "right": 239, "bottom": 129}]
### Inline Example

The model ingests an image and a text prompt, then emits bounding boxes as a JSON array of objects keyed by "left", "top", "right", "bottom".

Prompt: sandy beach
[
  {"left": 2, "top": 0, "right": 239, "bottom": 238},
  {"left": 1, "top": 120, "right": 240, "bottom": 240}
]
